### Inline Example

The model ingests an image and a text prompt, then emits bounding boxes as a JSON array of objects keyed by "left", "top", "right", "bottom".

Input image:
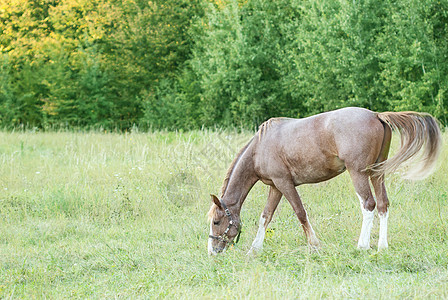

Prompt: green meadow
[{"left": 0, "top": 130, "right": 447, "bottom": 298}]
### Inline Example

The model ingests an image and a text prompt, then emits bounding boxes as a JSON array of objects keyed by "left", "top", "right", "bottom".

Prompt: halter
[{"left": 209, "top": 200, "right": 242, "bottom": 246}]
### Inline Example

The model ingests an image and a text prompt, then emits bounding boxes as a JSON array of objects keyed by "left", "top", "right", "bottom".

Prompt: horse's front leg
[
  {"left": 247, "top": 186, "right": 282, "bottom": 255},
  {"left": 272, "top": 179, "right": 320, "bottom": 249}
]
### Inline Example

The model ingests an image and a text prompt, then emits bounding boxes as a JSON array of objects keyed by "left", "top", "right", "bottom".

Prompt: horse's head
[{"left": 207, "top": 194, "right": 241, "bottom": 255}]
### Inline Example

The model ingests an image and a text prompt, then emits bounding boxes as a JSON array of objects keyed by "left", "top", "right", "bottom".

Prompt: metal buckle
[{"left": 209, "top": 199, "right": 242, "bottom": 246}]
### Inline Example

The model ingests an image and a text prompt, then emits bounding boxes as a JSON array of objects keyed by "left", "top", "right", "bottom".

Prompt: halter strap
[
  {"left": 220, "top": 200, "right": 232, "bottom": 218},
  {"left": 209, "top": 199, "right": 242, "bottom": 246}
]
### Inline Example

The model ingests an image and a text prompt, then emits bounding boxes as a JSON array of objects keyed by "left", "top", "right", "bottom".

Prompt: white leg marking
[
  {"left": 378, "top": 211, "right": 389, "bottom": 250},
  {"left": 247, "top": 216, "right": 266, "bottom": 255},
  {"left": 208, "top": 222, "right": 216, "bottom": 255},
  {"left": 357, "top": 193, "right": 374, "bottom": 250},
  {"left": 306, "top": 215, "right": 320, "bottom": 248}
]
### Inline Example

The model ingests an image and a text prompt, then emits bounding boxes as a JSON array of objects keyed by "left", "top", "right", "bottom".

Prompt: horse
[{"left": 207, "top": 107, "right": 442, "bottom": 255}]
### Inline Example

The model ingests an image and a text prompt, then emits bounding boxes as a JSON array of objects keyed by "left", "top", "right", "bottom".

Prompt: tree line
[{"left": 1, "top": 0, "right": 447, "bottom": 130}]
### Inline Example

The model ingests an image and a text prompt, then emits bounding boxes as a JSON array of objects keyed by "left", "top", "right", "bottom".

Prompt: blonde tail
[{"left": 372, "top": 111, "right": 442, "bottom": 180}]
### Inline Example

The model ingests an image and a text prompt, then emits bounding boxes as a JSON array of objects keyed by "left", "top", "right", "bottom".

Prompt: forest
[{"left": 1, "top": 0, "right": 447, "bottom": 130}]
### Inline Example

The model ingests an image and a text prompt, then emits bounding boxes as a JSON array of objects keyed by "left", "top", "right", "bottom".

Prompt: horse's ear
[{"left": 210, "top": 194, "right": 222, "bottom": 208}]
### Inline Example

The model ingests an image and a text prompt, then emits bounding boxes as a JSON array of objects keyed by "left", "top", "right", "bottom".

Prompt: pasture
[{"left": 0, "top": 129, "right": 447, "bottom": 298}]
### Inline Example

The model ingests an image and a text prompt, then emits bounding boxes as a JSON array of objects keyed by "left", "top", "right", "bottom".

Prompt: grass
[{"left": 0, "top": 129, "right": 447, "bottom": 298}]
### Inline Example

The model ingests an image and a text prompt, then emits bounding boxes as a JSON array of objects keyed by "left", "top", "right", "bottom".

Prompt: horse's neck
[{"left": 222, "top": 149, "right": 258, "bottom": 213}]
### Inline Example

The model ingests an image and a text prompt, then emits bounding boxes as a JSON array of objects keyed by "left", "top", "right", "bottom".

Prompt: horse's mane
[
  {"left": 208, "top": 118, "right": 289, "bottom": 220},
  {"left": 220, "top": 138, "right": 254, "bottom": 197},
  {"left": 208, "top": 138, "right": 254, "bottom": 221},
  {"left": 258, "top": 117, "right": 291, "bottom": 140},
  {"left": 219, "top": 118, "right": 290, "bottom": 197}
]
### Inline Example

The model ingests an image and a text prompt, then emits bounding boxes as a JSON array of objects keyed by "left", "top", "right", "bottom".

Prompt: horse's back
[
  {"left": 253, "top": 107, "right": 385, "bottom": 184},
  {"left": 278, "top": 107, "right": 383, "bottom": 151}
]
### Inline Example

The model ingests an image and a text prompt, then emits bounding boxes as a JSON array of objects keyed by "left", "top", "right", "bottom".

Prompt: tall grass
[{"left": 0, "top": 129, "right": 447, "bottom": 298}]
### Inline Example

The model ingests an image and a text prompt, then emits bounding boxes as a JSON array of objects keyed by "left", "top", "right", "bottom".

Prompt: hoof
[
  {"left": 357, "top": 243, "right": 371, "bottom": 250},
  {"left": 247, "top": 246, "right": 261, "bottom": 256},
  {"left": 308, "top": 244, "right": 320, "bottom": 253},
  {"left": 377, "top": 241, "right": 388, "bottom": 251},
  {"left": 309, "top": 237, "right": 320, "bottom": 248}
]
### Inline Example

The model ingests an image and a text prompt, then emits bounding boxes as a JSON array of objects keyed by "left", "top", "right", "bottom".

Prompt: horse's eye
[{"left": 213, "top": 220, "right": 220, "bottom": 226}]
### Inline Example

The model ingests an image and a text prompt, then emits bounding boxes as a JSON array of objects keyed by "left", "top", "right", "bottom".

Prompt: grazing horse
[{"left": 208, "top": 107, "right": 442, "bottom": 255}]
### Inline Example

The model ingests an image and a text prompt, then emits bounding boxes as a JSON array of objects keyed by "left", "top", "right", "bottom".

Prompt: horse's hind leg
[
  {"left": 371, "top": 175, "right": 389, "bottom": 250},
  {"left": 349, "top": 170, "right": 376, "bottom": 249},
  {"left": 248, "top": 186, "right": 282, "bottom": 254}
]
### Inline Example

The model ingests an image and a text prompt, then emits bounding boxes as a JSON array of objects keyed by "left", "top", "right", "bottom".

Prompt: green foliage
[
  {"left": 0, "top": 0, "right": 203, "bottom": 129},
  {"left": 186, "top": 0, "right": 448, "bottom": 128},
  {"left": 0, "top": 54, "right": 16, "bottom": 125},
  {"left": 0, "top": 0, "right": 447, "bottom": 129},
  {"left": 189, "top": 0, "right": 300, "bottom": 127}
]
